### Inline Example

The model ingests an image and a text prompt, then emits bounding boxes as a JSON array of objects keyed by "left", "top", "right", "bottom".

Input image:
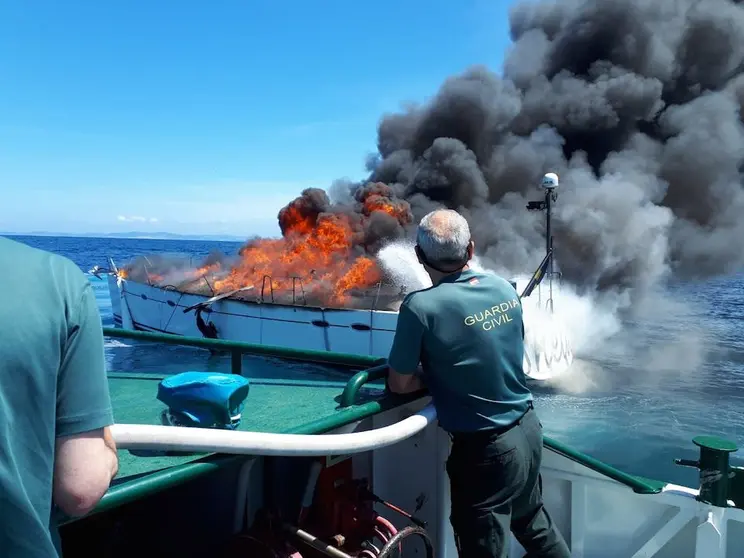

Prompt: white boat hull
[
  {"left": 108, "top": 275, "right": 400, "bottom": 357},
  {"left": 106, "top": 274, "right": 573, "bottom": 381}
]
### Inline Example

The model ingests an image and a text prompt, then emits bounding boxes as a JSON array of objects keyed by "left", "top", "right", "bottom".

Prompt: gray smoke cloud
[{"left": 360, "top": 0, "right": 744, "bottom": 299}]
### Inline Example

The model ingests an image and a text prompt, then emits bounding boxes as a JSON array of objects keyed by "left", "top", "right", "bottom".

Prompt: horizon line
[{"left": 1, "top": 231, "right": 263, "bottom": 242}]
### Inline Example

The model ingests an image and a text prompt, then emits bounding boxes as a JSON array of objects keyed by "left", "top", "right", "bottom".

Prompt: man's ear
[
  {"left": 467, "top": 240, "right": 475, "bottom": 260},
  {"left": 414, "top": 245, "right": 424, "bottom": 265}
]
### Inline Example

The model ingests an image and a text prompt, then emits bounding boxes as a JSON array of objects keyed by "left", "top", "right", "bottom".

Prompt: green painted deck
[{"left": 109, "top": 372, "right": 386, "bottom": 482}]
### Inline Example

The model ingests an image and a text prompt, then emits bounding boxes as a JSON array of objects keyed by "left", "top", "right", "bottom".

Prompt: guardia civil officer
[
  {"left": 387, "top": 209, "right": 570, "bottom": 558},
  {"left": 0, "top": 237, "right": 119, "bottom": 557}
]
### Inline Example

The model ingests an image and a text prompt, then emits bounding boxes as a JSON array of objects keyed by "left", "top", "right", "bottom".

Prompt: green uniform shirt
[
  {"left": 388, "top": 268, "right": 532, "bottom": 432},
  {"left": 0, "top": 237, "right": 114, "bottom": 557}
]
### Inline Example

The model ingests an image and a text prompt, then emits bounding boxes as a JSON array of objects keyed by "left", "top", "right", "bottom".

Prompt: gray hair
[{"left": 416, "top": 209, "right": 471, "bottom": 264}]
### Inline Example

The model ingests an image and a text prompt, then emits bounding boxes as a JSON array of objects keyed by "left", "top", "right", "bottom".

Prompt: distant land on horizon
[{"left": 1, "top": 231, "right": 254, "bottom": 242}]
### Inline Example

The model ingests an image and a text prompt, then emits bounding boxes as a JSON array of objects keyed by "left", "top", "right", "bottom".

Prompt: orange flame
[{"left": 210, "top": 184, "right": 411, "bottom": 306}]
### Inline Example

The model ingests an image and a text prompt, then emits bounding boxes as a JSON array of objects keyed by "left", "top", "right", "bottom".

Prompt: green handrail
[
  {"left": 102, "top": 327, "right": 381, "bottom": 369},
  {"left": 543, "top": 436, "right": 664, "bottom": 494},
  {"left": 339, "top": 363, "right": 389, "bottom": 407}
]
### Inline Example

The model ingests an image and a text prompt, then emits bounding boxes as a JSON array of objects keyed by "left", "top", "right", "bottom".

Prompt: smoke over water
[
  {"left": 370, "top": 0, "right": 744, "bottom": 390},
  {"left": 364, "top": 0, "right": 744, "bottom": 389},
  {"left": 123, "top": 0, "right": 743, "bottom": 384},
  {"left": 366, "top": 0, "right": 744, "bottom": 296},
  {"left": 376, "top": 0, "right": 744, "bottom": 390}
]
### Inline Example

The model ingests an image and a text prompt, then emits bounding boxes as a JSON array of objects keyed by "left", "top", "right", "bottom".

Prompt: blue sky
[{"left": 0, "top": 0, "right": 512, "bottom": 238}]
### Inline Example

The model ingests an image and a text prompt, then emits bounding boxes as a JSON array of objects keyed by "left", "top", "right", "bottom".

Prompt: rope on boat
[
  {"left": 163, "top": 291, "right": 185, "bottom": 332},
  {"left": 377, "top": 525, "right": 434, "bottom": 558}
]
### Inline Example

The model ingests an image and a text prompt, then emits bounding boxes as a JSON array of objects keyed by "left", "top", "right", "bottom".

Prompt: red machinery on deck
[{"left": 224, "top": 455, "right": 432, "bottom": 558}]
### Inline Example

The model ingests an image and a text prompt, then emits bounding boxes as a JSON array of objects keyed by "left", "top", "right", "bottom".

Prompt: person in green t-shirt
[
  {"left": 387, "top": 209, "right": 570, "bottom": 558},
  {"left": 0, "top": 237, "right": 119, "bottom": 557}
]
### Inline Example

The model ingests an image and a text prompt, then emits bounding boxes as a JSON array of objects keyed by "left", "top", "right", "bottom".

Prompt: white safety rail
[{"left": 110, "top": 403, "right": 437, "bottom": 455}]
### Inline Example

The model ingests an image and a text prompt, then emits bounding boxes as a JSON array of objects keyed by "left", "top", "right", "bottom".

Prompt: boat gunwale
[{"left": 122, "top": 277, "right": 403, "bottom": 315}]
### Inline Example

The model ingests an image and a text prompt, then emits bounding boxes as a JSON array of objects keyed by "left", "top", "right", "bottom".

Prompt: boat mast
[{"left": 526, "top": 172, "right": 559, "bottom": 313}]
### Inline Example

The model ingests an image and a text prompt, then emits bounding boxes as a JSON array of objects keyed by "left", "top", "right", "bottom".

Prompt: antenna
[{"left": 526, "top": 173, "right": 560, "bottom": 312}]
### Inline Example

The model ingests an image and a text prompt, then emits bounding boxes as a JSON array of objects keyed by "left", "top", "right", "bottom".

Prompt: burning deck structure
[
  {"left": 117, "top": 253, "right": 409, "bottom": 313},
  {"left": 117, "top": 182, "right": 414, "bottom": 310}
]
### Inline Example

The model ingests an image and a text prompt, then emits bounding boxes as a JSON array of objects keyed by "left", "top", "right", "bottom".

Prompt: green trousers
[{"left": 447, "top": 407, "right": 571, "bottom": 558}]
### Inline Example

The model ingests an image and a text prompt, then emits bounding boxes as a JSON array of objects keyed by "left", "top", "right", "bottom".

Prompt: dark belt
[{"left": 448, "top": 400, "right": 534, "bottom": 442}]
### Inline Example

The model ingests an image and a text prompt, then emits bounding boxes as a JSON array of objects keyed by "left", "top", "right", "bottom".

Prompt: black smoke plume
[
  {"left": 349, "top": 0, "right": 744, "bottom": 297},
  {"left": 125, "top": 0, "right": 744, "bottom": 307}
]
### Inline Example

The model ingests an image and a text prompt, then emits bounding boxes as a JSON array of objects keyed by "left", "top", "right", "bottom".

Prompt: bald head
[{"left": 416, "top": 209, "right": 472, "bottom": 266}]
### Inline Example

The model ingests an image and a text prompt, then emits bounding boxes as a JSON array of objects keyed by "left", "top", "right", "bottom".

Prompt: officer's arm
[
  {"left": 54, "top": 280, "right": 119, "bottom": 517},
  {"left": 387, "top": 302, "right": 425, "bottom": 394},
  {"left": 388, "top": 366, "right": 424, "bottom": 394}
]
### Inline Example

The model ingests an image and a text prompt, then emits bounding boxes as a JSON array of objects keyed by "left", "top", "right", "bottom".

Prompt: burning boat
[{"left": 95, "top": 176, "right": 574, "bottom": 381}]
